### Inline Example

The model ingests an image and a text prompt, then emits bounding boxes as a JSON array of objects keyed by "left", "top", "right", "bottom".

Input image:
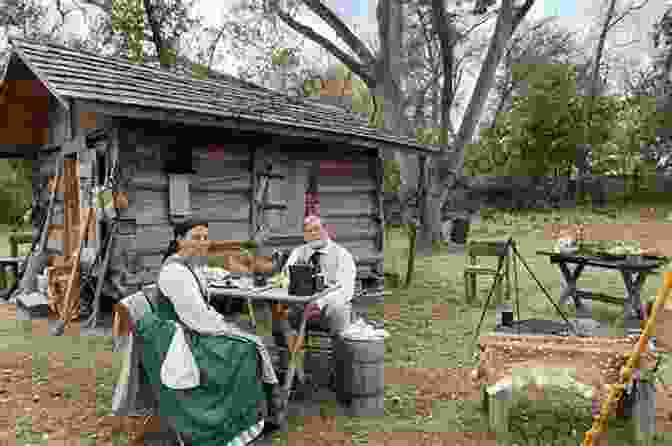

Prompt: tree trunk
[
  {"left": 404, "top": 223, "right": 417, "bottom": 288},
  {"left": 578, "top": 0, "right": 618, "bottom": 202},
  {"left": 433, "top": 0, "right": 536, "bottom": 231},
  {"left": 375, "top": 0, "right": 410, "bottom": 197},
  {"left": 414, "top": 0, "right": 460, "bottom": 250}
]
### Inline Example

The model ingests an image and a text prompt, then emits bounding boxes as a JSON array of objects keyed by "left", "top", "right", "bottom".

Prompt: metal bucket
[
  {"left": 334, "top": 334, "right": 385, "bottom": 416},
  {"left": 450, "top": 217, "right": 470, "bottom": 244},
  {"left": 496, "top": 304, "right": 513, "bottom": 327}
]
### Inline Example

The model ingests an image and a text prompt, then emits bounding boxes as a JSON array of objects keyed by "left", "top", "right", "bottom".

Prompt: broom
[{"left": 50, "top": 206, "right": 94, "bottom": 336}]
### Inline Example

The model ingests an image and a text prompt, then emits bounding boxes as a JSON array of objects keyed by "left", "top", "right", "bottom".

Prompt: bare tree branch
[
  {"left": 612, "top": 38, "right": 641, "bottom": 48},
  {"left": 142, "top": 0, "right": 168, "bottom": 67},
  {"left": 607, "top": 0, "right": 650, "bottom": 32},
  {"left": 299, "top": 0, "right": 376, "bottom": 67},
  {"left": 206, "top": 27, "right": 227, "bottom": 74},
  {"left": 512, "top": 0, "right": 536, "bottom": 29},
  {"left": 273, "top": 6, "right": 374, "bottom": 85}
]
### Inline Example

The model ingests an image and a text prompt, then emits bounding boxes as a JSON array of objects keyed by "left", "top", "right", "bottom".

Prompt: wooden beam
[
  {"left": 373, "top": 152, "right": 385, "bottom": 254},
  {"left": 574, "top": 289, "right": 625, "bottom": 305},
  {"left": 0, "top": 144, "right": 41, "bottom": 157},
  {"left": 74, "top": 98, "right": 438, "bottom": 155},
  {"left": 249, "top": 146, "right": 258, "bottom": 240},
  {"left": 9, "top": 48, "right": 70, "bottom": 111}
]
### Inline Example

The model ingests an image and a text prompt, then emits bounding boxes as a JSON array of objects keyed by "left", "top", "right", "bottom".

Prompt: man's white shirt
[{"left": 282, "top": 239, "right": 357, "bottom": 310}]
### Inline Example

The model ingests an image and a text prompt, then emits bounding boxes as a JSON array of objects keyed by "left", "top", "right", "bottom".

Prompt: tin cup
[{"left": 254, "top": 272, "right": 267, "bottom": 288}]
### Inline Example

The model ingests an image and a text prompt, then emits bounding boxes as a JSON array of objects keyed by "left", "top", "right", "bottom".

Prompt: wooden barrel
[
  {"left": 334, "top": 335, "right": 385, "bottom": 416},
  {"left": 450, "top": 217, "right": 470, "bottom": 244}
]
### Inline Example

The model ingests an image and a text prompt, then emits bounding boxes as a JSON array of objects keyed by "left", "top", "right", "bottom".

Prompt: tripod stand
[{"left": 472, "top": 237, "right": 578, "bottom": 347}]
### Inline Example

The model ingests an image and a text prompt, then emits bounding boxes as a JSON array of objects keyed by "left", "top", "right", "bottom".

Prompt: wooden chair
[
  {"left": 112, "top": 302, "right": 173, "bottom": 446},
  {"left": 464, "top": 240, "right": 511, "bottom": 305}
]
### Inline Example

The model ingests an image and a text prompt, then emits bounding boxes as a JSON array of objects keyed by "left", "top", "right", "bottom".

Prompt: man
[{"left": 272, "top": 215, "right": 357, "bottom": 388}]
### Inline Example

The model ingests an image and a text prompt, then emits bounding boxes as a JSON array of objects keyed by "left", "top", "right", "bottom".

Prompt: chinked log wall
[{"left": 109, "top": 124, "right": 383, "bottom": 296}]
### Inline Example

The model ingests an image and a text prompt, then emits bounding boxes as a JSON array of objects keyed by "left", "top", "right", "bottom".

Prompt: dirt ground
[{"left": 3, "top": 303, "right": 672, "bottom": 445}]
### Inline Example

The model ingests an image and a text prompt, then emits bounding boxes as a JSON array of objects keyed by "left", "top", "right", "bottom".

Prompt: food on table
[
  {"left": 269, "top": 272, "right": 290, "bottom": 289},
  {"left": 605, "top": 241, "right": 642, "bottom": 256},
  {"left": 206, "top": 267, "right": 230, "bottom": 281}
]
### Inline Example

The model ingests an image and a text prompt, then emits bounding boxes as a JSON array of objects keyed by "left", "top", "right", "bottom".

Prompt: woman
[{"left": 113, "top": 219, "right": 284, "bottom": 446}]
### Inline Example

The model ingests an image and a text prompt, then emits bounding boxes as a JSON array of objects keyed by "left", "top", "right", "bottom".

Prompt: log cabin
[{"left": 0, "top": 38, "right": 439, "bottom": 313}]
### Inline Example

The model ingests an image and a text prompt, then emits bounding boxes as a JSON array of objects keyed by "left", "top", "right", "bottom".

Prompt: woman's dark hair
[
  {"left": 161, "top": 219, "right": 209, "bottom": 263},
  {"left": 161, "top": 239, "right": 180, "bottom": 263}
]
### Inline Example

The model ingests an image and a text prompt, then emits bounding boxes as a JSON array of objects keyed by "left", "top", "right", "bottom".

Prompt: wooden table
[
  {"left": 537, "top": 251, "right": 665, "bottom": 324},
  {"left": 208, "top": 284, "right": 342, "bottom": 408}
]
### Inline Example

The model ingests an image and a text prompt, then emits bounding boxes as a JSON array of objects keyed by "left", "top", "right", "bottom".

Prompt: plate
[
  {"left": 210, "top": 281, "right": 237, "bottom": 288},
  {"left": 556, "top": 247, "right": 579, "bottom": 255}
]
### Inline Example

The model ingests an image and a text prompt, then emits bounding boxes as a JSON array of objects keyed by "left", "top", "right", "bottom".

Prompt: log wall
[{"left": 95, "top": 121, "right": 384, "bottom": 300}]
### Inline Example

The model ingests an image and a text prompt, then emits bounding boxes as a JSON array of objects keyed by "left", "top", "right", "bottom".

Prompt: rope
[{"left": 582, "top": 271, "right": 672, "bottom": 446}]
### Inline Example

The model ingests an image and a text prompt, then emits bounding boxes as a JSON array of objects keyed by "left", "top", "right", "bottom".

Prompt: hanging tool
[
  {"left": 84, "top": 218, "right": 119, "bottom": 329},
  {"left": 50, "top": 206, "right": 95, "bottom": 336}
]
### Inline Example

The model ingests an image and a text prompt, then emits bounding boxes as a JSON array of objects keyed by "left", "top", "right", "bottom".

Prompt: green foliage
[
  {"left": 0, "top": 159, "right": 32, "bottom": 227},
  {"left": 191, "top": 62, "right": 209, "bottom": 79},
  {"left": 159, "top": 46, "right": 177, "bottom": 67},
  {"left": 383, "top": 159, "right": 402, "bottom": 194},
  {"left": 111, "top": 0, "right": 145, "bottom": 64},
  {"left": 271, "top": 47, "right": 291, "bottom": 66},
  {"left": 302, "top": 78, "right": 322, "bottom": 97},
  {"left": 240, "top": 239, "right": 258, "bottom": 257},
  {"left": 467, "top": 63, "right": 622, "bottom": 178},
  {"left": 591, "top": 96, "right": 664, "bottom": 179},
  {"left": 415, "top": 127, "right": 446, "bottom": 145}
]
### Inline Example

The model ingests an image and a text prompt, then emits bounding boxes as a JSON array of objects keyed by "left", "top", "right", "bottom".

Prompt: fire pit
[
  {"left": 495, "top": 318, "right": 611, "bottom": 337},
  {"left": 475, "top": 333, "right": 657, "bottom": 444}
]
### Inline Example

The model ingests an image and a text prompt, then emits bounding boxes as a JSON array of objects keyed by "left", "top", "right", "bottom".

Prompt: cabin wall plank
[
  {"left": 285, "top": 160, "right": 308, "bottom": 231},
  {"left": 190, "top": 193, "right": 250, "bottom": 222},
  {"left": 134, "top": 224, "right": 173, "bottom": 255},
  {"left": 208, "top": 221, "right": 250, "bottom": 242},
  {"left": 319, "top": 193, "right": 375, "bottom": 214},
  {"left": 127, "top": 188, "right": 169, "bottom": 225}
]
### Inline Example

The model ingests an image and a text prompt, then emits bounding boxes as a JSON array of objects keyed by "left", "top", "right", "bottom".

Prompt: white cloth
[
  {"left": 113, "top": 289, "right": 265, "bottom": 446},
  {"left": 282, "top": 238, "right": 357, "bottom": 311},
  {"left": 160, "top": 323, "right": 201, "bottom": 390},
  {"left": 158, "top": 259, "right": 278, "bottom": 385}
]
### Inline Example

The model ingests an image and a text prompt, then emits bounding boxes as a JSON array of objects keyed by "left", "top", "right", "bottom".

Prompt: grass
[
  {"left": 371, "top": 201, "right": 672, "bottom": 446},
  {"left": 2, "top": 202, "right": 672, "bottom": 445}
]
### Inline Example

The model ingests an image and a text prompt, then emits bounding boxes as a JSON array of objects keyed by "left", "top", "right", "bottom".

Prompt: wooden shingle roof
[{"left": 7, "top": 38, "right": 439, "bottom": 153}]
